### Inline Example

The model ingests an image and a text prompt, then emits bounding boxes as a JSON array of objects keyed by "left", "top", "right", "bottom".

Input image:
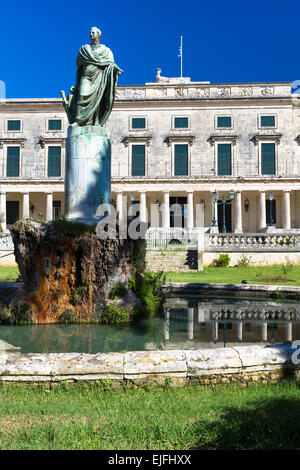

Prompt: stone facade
[{"left": 0, "top": 74, "right": 300, "bottom": 236}]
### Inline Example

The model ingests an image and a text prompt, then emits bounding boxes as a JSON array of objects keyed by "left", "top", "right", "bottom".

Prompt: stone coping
[
  {"left": 0, "top": 344, "right": 298, "bottom": 385},
  {"left": 165, "top": 282, "right": 300, "bottom": 297}
]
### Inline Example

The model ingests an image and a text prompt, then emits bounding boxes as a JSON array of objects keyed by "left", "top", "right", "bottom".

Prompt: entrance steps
[{"left": 145, "top": 248, "right": 198, "bottom": 272}]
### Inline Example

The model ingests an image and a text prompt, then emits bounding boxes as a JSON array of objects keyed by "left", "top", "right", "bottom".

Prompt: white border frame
[
  {"left": 5, "top": 118, "right": 22, "bottom": 133},
  {"left": 171, "top": 115, "right": 191, "bottom": 131},
  {"left": 45, "top": 144, "right": 64, "bottom": 178},
  {"left": 215, "top": 114, "right": 233, "bottom": 130},
  {"left": 4, "top": 144, "right": 22, "bottom": 177},
  {"left": 172, "top": 141, "right": 191, "bottom": 177},
  {"left": 129, "top": 141, "right": 148, "bottom": 177},
  {"left": 129, "top": 116, "right": 148, "bottom": 131},
  {"left": 46, "top": 117, "right": 64, "bottom": 133},
  {"left": 258, "top": 114, "right": 277, "bottom": 130}
]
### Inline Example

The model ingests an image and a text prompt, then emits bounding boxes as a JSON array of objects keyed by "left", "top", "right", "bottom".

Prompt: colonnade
[{"left": 115, "top": 188, "right": 295, "bottom": 232}]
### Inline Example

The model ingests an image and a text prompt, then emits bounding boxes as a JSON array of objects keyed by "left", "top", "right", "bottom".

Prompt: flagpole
[{"left": 181, "top": 35, "right": 183, "bottom": 78}]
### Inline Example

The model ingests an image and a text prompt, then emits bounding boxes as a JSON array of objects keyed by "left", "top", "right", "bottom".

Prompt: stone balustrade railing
[{"left": 205, "top": 233, "right": 300, "bottom": 252}]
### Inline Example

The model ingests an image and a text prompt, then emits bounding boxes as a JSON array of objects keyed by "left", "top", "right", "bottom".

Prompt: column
[
  {"left": 139, "top": 191, "right": 147, "bottom": 223},
  {"left": 162, "top": 192, "right": 170, "bottom": 228},
  {"left": 187, "top": 191, "right": 194, "bottom": 228},
  {"left": 46, "top": 192, "right": 53, "bottom": 222},
  {"left": 0, "top": 192, "right": 6, "bottom": 231},
  {"left": 187, "top": 307, "right": 194, "bottom": 340},
  {"left": 236, "top": 321, "right": 243, "bottom": 342},
  {"left": 261, "top": 322, "right": 268, "bottom": 342},
  {"left": 234, "top": 190, "right": 243, "bottom": 233},
  {"left": 210, "top": 191, "right": 218, "bottom": 233},
  {"left": 116, "top": 192, "right": 123, "bottom": 223},
  {"left": 283, "top": 190, "right": 291, "bottom": 230},
  {"left": 259, "top": 191, "right": 266, "bottom": 231},
  {"left": 285, "top": 322, "right": 292, "bottom": 342},
  {"left": 22, "top": 192, "right": 30, "bottom": 219},
  {"left": 212, "top": 321, "right": 218, "bottom": 342}
]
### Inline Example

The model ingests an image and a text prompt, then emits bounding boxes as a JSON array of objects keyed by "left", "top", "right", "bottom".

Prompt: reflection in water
[{"left": 0, "top": 296, "right": 299, "bottom": 353}]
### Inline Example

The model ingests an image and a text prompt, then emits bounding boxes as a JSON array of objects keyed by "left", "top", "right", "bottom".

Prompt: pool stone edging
[
  {"left": 0, "top": 344, "right": 299, "bottom": 387},
  {"left": 164, "top": 282, "right": 300, "bottom": 298}
]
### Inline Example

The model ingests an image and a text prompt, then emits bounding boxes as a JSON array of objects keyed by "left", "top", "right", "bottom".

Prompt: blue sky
[{"left": 0, "top": 0, "right": 298, "bottom": 98}]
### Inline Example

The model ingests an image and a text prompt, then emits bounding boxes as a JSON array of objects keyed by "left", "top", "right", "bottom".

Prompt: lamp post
[
  {"left": 268, "top": 192, "right": 274, "bottom": 227},
  {"left": 212, "top": 190, "right": 235, "bottom": 233}
]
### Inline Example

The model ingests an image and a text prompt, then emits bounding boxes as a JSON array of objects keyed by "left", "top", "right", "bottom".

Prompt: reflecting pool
[{"left": 0, "top": 296, "right": 299, "bottom": 353}]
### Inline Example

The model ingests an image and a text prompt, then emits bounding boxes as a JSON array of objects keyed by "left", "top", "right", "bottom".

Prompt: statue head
[{"left": 90, "top": 27, "right": 102, "bottom": 42}]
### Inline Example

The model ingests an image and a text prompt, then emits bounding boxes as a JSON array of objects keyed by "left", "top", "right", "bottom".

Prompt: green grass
[
  {"left": 0, "top": 266, "right": 20, "bottom": 282},
  {"left": 0, "top": 382, "right": 299, "bottom": 449},
  {"left": 165, "top": 265, "right": 300, "bottom": 286}
]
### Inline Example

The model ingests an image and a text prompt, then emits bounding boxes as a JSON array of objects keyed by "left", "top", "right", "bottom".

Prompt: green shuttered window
[
  {"left": 7, "top": 147, "right": 20, "bottom": 177},
  {"left": 261, "top": 116, "right": 275, "bottom": 127},
  {"left": 174, "top": 117, "right": 189, "bottom": 129},
  {"left": 174, "top": 144, "right": 188, "bottom": 176},
  {"left": 217, "top": 116, "right": 232, "bottom": 128},
  {"left": 131, "top": 118, "right": 146, "bottom": 129},
  {"left": 131, "top": 145, "right": 145, "bottom": 176},
  {"left": 48, "top": 119, "right": 62, "bottom": 131},
  {"left": 217, "top": 144, "right": 231, "bottom": 175},
  {"left": 48, "top": 146, "right": 61, "bottom": 177},
  {"left": 261, "top": 143, "right": 275, "bottom": 175},
  {"left": 7, "top": 120, "right": 21, "bottom": 131}
]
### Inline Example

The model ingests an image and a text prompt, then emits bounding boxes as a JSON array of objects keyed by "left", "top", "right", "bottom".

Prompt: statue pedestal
[{"left": 65, "top": 125, "right": 111, "bottom": 225}]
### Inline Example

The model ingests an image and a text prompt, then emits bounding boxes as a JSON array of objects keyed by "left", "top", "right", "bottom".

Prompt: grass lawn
[
  {"left": 165, "top": 265, "right": 300, "bottom": 286},
  {"left": 0, "top": 382, "right": 299, "bottom": 450},
  {"left": 0, "top": 266, "right": 19, "bottom": 282}
]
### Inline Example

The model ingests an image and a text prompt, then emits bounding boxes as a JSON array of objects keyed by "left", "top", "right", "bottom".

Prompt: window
[
  {"left": 174, "top": 144, "right": 188, "bottom": 176},
  {"left": 261, "top": 143, "right": 275, "bottom": 175},
  {"left": 260, "top": 115, "right": 275, "bottom": 128},
  {"left": 48, "top": 146, "right": 61, "bottom": 177},
  {"left": 174, "top": 117, "right": 189, "bottom": 129},
  {"left": 131, "top": 118, "right": 146, "bottom": 129},
  {"left": 7, "top": 120, "right": 21, "bottom": 131},
  {"left": 48, "top": 119, "right": 62, "bottom": 131},
  {"left": 53, "top": 201, "right": 61, "bottom": 219},
  {"left": 6, "top": 201, "right": 19, "bottom": 225},
  {"left": 131, "top": 145, "right": 145, "bottom": 176},
  {"left": 7, "top": 147, "right": 20, "bottom": 177},
  {"left": 217, "top": 116, "right": 232, "bottom": 128},
  {"left": 217, "top": 143, "right": 231, "bottom": 175}
]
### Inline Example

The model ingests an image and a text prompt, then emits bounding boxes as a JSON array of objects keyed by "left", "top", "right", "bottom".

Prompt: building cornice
[
  {"left": 0, "top": 138, "right": 27, "bottom": 148},
  {"left": 251, "top": 134, "right": 283, "bottom": 145},
  {"left": 207, "top": 135, "right": 239, "bottom": 146}
]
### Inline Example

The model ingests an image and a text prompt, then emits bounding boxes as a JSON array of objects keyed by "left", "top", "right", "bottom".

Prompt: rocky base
[{"left": 8, "top": 220, "right": 145, "bottom": 323}]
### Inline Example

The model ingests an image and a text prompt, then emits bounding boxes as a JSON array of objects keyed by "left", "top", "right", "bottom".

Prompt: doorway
[{"left": 217, "top": 200, "right": 232, "bottom": 233}]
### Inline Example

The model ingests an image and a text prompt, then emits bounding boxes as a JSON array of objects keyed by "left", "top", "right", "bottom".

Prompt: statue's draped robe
[{"left": 71, "top": 44, "right": 121, "bottom": 126}]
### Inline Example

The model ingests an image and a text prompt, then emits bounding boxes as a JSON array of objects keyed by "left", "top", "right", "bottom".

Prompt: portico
[{"left": 111, "top": 178, "right": 300, "bottom": 233}]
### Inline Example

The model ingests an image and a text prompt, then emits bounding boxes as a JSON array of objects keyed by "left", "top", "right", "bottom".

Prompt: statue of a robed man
[{"left": 61, "top": 27, "right": 122, "bottom": 126}]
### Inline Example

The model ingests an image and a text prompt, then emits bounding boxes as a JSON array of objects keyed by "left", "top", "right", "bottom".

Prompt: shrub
[
  {"left": 235, "top": 255, "right": 252, "bottom": 267},
  {"left": 9, "top": 303, "right": 33, "bottom": 325},
  {"left": 109, "top": 283, "right": 128, "bottom": 300},
  {"left": 214, "top": 254, "right": 230, "bottom": 267},
  {"left": 281, "top": 260, "right": 294, "bottom": 278},
  {"left": 59, "top": 309, "right": 77, "bottom": 324},
  {"left": 0, "top": 224, "right": 3, "bottom": 233},
  {"left": 71, "top": 286, "right": 87, "bottom": 305},
  {"left": 100, "top": 303, "right": 129, "bottom": 325},
  {"left": 129, "top": 271, "right": 166, "bottom": 318}
]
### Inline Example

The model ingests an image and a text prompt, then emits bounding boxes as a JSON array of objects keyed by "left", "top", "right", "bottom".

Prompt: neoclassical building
[{"left": 0, "top": 71, "right": 300, "bottom": 234}]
